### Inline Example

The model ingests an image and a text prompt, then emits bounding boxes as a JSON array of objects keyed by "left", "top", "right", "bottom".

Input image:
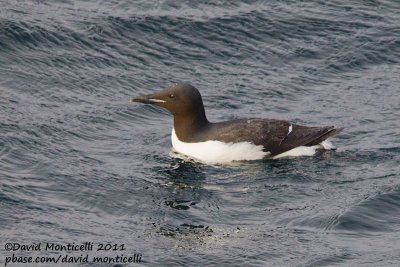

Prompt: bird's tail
[{"left": 305, "top": 127, "right": 344, "bottom": 146}]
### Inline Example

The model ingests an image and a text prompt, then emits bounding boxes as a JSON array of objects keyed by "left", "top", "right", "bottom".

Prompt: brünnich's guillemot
[{"left": 131, "top": 83, "right": 343, "bottom": 164}]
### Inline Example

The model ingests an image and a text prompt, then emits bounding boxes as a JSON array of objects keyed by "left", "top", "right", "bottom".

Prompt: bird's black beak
[{"left": 131, "top": 93, "right": 166, "bottom": 104}]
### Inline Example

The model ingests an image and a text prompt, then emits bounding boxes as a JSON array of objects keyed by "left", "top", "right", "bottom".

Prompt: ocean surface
[{"left": 1, "top": 0, "right": 400, "bottom": 266}]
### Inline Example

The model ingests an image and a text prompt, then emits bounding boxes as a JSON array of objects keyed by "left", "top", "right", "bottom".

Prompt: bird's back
[{"left": 193, "top": 118, "right": 342, "bottom": 157}]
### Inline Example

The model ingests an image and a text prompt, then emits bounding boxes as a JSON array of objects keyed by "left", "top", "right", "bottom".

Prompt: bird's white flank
[
  {"left": 171, "top": 129, "right": 336, "bottom": 163},
  {"left": 171, "top": 128, "right": 269, "bottom": 164},
  {"left": 272, "top": 140, "right": 335, "bottom": 159}
]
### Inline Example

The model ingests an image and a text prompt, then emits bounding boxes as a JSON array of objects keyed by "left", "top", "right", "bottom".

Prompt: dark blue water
[{"left": 1, "top": 0, "right": 400, "bottom": 266}]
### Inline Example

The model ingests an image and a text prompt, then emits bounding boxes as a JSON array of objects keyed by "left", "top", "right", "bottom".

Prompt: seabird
[{"left": 131, "top": 83, "right": 343, "bottom": 163}]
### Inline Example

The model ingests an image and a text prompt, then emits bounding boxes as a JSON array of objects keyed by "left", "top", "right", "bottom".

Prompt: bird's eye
[{"left": 169, "top": 94, "right": 175, "bottom": 98}]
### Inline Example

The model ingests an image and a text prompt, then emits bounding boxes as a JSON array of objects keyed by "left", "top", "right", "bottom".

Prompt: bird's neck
[{"left": 173, "top": 111, "right": 210, "bottom": 142}]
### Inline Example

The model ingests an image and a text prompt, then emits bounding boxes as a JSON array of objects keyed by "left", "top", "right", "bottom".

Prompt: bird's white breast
[{"left": 171, "top": 128, "right": 269, "bottom": 164}]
